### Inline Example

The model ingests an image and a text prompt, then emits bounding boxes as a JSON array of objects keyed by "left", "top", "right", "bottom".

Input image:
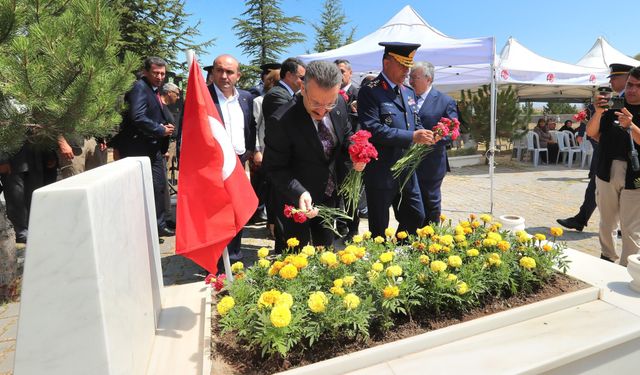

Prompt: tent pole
[{"left": 489, "top": 39, "right": 497, "bottom": 215}]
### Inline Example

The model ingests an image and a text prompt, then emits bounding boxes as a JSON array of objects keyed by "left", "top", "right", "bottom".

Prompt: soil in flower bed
[{"left": 211, "top": 273, "right": 589, "bottom": 375}]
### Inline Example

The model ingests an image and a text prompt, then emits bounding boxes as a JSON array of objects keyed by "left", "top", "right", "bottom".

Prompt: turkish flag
[{"left": 175, "top": 56, "right": 258, "bottom": 274}]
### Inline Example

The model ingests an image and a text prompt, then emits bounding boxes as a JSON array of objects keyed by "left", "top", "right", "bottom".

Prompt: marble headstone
[{"left": 14, "top": 157, "right": 163, "bottom": 374}]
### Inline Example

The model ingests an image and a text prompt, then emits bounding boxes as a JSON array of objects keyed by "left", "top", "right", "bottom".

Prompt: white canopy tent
[
  {"left": 496, "top": 38, "right": 608, "bottom": 101},
  {"left": 576, "top": 36, "right": 640, "bottom": 71},
  {"left": 298, "top": 5, "right": 495, "bottom": 92}
]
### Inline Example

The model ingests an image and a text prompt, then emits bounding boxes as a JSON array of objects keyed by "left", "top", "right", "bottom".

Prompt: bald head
[{"left": 212, "top": 54, "right": 241, "bottom": 98}]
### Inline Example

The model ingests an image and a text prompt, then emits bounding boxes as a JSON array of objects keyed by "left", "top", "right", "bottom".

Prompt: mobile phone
[{"left": 611, "top": 96, "right": 625, "bottom": 110}]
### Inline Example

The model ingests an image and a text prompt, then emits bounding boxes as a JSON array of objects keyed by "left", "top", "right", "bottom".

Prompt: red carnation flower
[{"left": 284, "top": 204, "right": 294, "bottom": 218}]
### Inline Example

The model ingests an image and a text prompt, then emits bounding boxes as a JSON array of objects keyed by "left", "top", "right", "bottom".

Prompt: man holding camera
[{"left": 586, "top": 66, "right": 640, "bottom": 266}]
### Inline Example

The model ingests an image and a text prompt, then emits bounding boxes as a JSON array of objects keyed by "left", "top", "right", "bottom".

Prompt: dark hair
[
  {"left": 564, "top": 120, "right": 572, "bottom": 126},
  {"left": 144, "top": 57, "right": 167, "bottom": 71},
  {"left": 333, "top": 59, "right": 352, "bottom": 70},
  {"left": 629, "top": 66, "right": 640, "bottom": 80},
  {"left": 280, "top": 57, "right": 305, "bottom": 80},
  {"left": 537, "top": 118, "right": 546, "bottom": 126}
]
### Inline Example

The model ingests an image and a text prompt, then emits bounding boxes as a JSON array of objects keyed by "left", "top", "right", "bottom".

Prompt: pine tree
[
  {"left": 312, "top": 0, "right": 356, "bottom": 53},
  {"left": 234, "top": 0, "right": 305, "bottom": 84},
  {"left": 114, "top": 0, "right": 215, "bottom": 71},
  {"left": 543, "top": 102, "right": 577, "bottom": 115}
]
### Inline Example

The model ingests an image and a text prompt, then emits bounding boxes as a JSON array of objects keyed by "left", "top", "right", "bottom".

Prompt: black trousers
[
  {"left": 1, "top": 172, "right": 32, "bottom": 241},
  {"left": 150, "top": 152, "right": 167, "bottom": 230},
  {"left": 277, "top": 194, "right": 337, "bottom": 251},
  {"left": 575, "top": 141, "right": 599, "bottom": 225}
]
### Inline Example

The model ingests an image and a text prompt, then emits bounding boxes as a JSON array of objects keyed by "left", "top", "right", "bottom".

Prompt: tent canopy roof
[{"left": 576, "top": 36, "right": 640, "bottom": 69}]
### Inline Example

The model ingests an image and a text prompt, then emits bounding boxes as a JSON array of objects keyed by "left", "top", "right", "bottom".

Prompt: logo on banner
[
  {"left": 589, "top": 74, "right": 596, "bottom": 83},
  {"left": 500, "top": 69, "right": 510, "bottom": 80},
  {"left": 546, "top": 73, "right": 555, "bottom": 83}
]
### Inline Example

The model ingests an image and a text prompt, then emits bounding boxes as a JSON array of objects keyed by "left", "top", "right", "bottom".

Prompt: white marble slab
[{"left": 14, "top": 157, "right": 163, "bottom": 375}]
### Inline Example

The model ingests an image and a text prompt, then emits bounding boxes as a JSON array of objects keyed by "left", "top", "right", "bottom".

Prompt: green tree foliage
[
  {"left": 0, "top": 0, "right": 137, "bottom": 154},
  {"left": 634, "top": 52, "right": 640, "bottom": 60},
  {"left": 312, "top": 0, "right": 356, "bottom": 53},
  {"left": 543, "top": 102, "right": 577, "bottom": 115},
  {"left": 114, "top": 0, "right": 214, "bottom": 72},
  {"left": 458, "top": 85, "right": 533, "bottom": 145},
  {"left": 234, "top": 0, "right": 305, "bottom": 85}
]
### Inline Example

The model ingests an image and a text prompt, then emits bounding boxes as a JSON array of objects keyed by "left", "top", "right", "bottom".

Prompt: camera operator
[{"left": 586, "top": 66, "right": 640, "bottom": 266}]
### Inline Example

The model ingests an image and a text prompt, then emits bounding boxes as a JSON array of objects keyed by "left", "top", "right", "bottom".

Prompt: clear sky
[{"left": 183, "top": 0, "right": 638, "bottom": 69}]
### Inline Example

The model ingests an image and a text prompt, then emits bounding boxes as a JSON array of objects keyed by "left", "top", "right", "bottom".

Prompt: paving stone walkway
[{"left": 0, "top": 155, "right": 618, "bottom": 372}]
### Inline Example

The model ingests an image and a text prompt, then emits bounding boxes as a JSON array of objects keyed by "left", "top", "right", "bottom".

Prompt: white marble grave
[{"left": 14, "top": 157, "right": 164, "bottom": 374}]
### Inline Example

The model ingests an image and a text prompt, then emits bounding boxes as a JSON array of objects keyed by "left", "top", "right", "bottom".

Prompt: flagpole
[{"left": 222, "top": 247, "right": 234, "bottom": 282}]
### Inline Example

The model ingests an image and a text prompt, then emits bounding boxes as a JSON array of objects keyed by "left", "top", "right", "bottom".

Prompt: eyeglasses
[
  {"left": 298, "top": 75, "right": 305, "bottom": 81},
  {"left": 307, "top": 98, "right": 337, "bottom": 110}
]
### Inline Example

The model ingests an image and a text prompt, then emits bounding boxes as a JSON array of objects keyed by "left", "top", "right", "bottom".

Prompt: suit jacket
[
  {"left": 344, "top": 83, "right": 359, "bottom": 127},
  {"left": 117, "top": 77, "right": 169, "bottom": 157},
  {"left": 416, "top": 88, "right": 458, "bottom": 181},
  {"left": 208, "top": 85, "right": 256, "bottom": 161},
  {"left": 357, "top": 73, "right": 423, "bottom": 189},
  {"left": 263, "top": 94, "right": 352, "bottom": 205},
  {"left": 262, "top": 82, "right": 294, "bottom": 123}
]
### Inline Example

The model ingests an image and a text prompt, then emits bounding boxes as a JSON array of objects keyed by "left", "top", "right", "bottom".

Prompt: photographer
[{"left": 586, "top": 66, "right": 640, "bottom": 266}]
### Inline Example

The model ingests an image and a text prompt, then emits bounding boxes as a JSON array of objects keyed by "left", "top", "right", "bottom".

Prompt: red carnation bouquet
[
  {"left": 283, "top": 204, "right": 351, "bottom": 235},
  {"left": 391, "top": 117, "right": 460, "bottom": 190},
  {"left": 573, "top": 110, "right": 588, "bottom": 122},
  {"left": 338, "top": 130, "right": 378, "bottom": 215}
]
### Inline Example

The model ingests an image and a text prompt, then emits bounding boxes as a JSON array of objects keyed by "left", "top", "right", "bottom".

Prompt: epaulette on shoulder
[{"left": 367, "top": 78, "right": 381, "bottom": 88}]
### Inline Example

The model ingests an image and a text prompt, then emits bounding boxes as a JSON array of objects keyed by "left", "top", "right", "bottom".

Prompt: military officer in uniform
[{"left": 357, "top": 42, "right": 435, "bottom": 237}]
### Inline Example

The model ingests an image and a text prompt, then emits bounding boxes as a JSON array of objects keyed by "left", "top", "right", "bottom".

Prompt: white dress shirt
[
  {"left": 214, "top": 84, "right": 246, "bottom": 155},
  {"left": 416, "top": 86, "right": 432, "bottom": 111}
]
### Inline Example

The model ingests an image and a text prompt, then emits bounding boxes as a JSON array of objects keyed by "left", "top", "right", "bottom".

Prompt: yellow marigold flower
[
  {"left": 542, "top": 244, "right": 552, "bottom": 252},
  {"left": 268, "top": 261, "right": 285, "bottom": 276},
  {"left": 301, "top": 245, "right": 315, "bottom": 256},
  {"left": 471, "top": 220, "right": 481, "bottom": 228},
  {"left": 412, "top": 241, "right": 426, "bottom": 251},
  {"left": 439, "top": 234, "right": 454, "bottom": 246},
  {"left": 383, "top": 285, "right": 400, "bottom": 299},
  {"left": 430, "top": 260, "right": 447, "bottom": 273},
  {"left": 456, "top": 281, "right": 469, "bottom": 295},
  {"left": 340, "top": 252, "right": 357, "bottom": 265},
  {"left": 386, "top": 265, "right": 403, "bottom": 277},
  {"left": 454, "top": 225, "right": 465, "bottom": 235},
  {"left": 497, "top": 240, "right": 511, "bottom": 252},
  {"left": 354, "top": 247, "right": 366, "bottom": 259},
  {"left": 466, "top": 248, "right": 480, "bottom": 257},
  {"left": 330, "top": 286, "right": 345, "bottom": 296},
  {"left": 279, "top": 264, "right": 298, "bottom": 280},
  {"left": 440, "top": 214, "right": 447, "bottom": 222},
  {"left": 487, "top": 232, "right": 502, "bottom": 241},
  {"left": 384, "top": 227, "right": 395, "bottom": 238},
  {"left": 396, "top": 231, "right": 408, "bottom": 240},
  {"left": 343, "top": 293, "right": 361, "bottom": 310},
  {"left": 534, "top": 233, "right": 546, "bottom": 241},
  {"left": 372, "top": 261, "right": 384, "bottom": 272},
  {"left": 257, "top": 247, "right": 269, "bottom": 259},
  {"left": 448, "top": 255, "right": 462, "bottom": 268},
  {"left": 292, "top": 255, "right": 308, "bottom": 270},
  {"left": 320, "top": 251, "right": 338, "bottom": 267},
  {"left": 482, "top": 238, "right": 497, "bottom": 247},
  {"left": 333, "top": 278, "right": 344, "bottom": 288},
  {"left": 343, "top": 275, "right": 355, "bottom": 287},
  {"left": 464, "top": 227, "right": 473, "bottom": 234},
  {"left": 258, "top": 259, "right": 271, "bottom": 268},
  {"left": 442, "top": 246, "right": 451, "bottom": 253},
  {"left": 363, "top": 230, "right": 372, "bottom": 239},
  {"left": 494, "top": 222, "right": 503, "bottom": 229},
  {"left": 520, "top": 256, "right": 537, "bottom": 269},
  {"left": 344, "top": 245, "right": 357, "bottom": 254},
  {"left": 374, "top": 236, "right": 385, "bottom": 244},
  {"left": 454, "top": 234, "right": 466, "bottom": 243},
  {"left": 460, "top": 220, "right": 471, "bottom": 228},
  {"left": 379, "top": 251, "right": 394, "bottom": 263},
  {"left": 428, "top": 243, "right": 443, "bottom": 253},
  {"left": 422, "top": 225, "right": 435, "bottom": 236},
  {"left": 419, "top": 254, "right": 430, "bottom": 265},
  {"left": 416, "top": 227, "right": 424, "bottom": 237},
  {"left": 275, "top": 292, "right": 293, "bottom": 309},
  {"left": 367, "top": 270, "right": 379, "bottom": 281},
  {"left": 231, "top": 261, "right": 244, "bottom": 273},
  {"left": 216, "top": 296, "right": 235, "bottom": 316},
  {"left": 550, "top": 227, "right": 563, "bottom": 237},
  {"left": 284, "top": 254, "right": 295, "bottom": 264},
  {"left": 270, "top": 305, "right": 291, "bottom": 328},
  {"left": 469, "top": 213, "right": 477, "bottom": 220},
  {"left": 488, "top": 253, "right": 502, "bottom": 267},
  {"left": 515, "top": 230, "right": 528, "bottom": 237},
  {"left": 352, "top": 234, "right": 363, "bottom": 243},
  {"left": 307, "top": 291, "right": 328, "bottom": 313},
  {"left": 480, "top": 214, "right": 492, "bottom": 223},
  {"left": 446, "top": 273, "right": 458, "bottom": 282},
  {"left": 287, "top": 237, "right": 300, "bottom": 248}
]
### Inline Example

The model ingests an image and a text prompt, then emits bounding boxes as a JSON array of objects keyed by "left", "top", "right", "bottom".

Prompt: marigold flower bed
[{"left": 210, "top": 215, "right": 579, "bottom": 373}]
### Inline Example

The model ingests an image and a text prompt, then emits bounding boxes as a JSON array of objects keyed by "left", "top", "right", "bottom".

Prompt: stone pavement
[{"left": 0, "top": 155, "right": 617, "bottom": 373}]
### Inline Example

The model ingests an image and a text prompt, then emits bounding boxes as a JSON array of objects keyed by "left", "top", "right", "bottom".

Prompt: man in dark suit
[
  {"left": 262, "top": 57, "right": 306, "bottom": 122},
  {"left": 410, "top": 61, "right": 458, "bottom": 225},
  {"left": 117, "top": 56, "right": 175, "bottom": 237},
  {"left": 263, "top": 60, "right": 362, "bottom": 247},
  {"left": 357, "top": 42, "right": 435, "bottom": 238},
  {"left": 207, "top": 54, "right": 257, "bottom": 266}
]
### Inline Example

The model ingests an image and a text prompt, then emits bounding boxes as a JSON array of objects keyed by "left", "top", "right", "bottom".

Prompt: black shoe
[
  {"left": 617, "top": 229, "right": 622, "bottom": 238},
  {"left": 158, "top": 227, "right": 175, "bottom": 237},
  {"left": 556, "top": 217, "right": 584, "bottom": 232},
  {"left": 165, "top": 220, "right": 176, "bottom": 230},
  {"left": 600, "top": 254, "right": 614, "bottom": 263}
]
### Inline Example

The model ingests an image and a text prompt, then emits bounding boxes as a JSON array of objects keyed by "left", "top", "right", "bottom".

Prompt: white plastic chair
[
  {"left": 562, "top": 132, "right": 581, "bottom": 168},
  {"left": 511, "top": 135, "right": 528, "bottom": 161},
  {"left": 581, "top": 139, "right": 594, "bottom": 169},
  {"left": 526, "top": 131, "right": 548, "bottom": 167},
  {"left": 555, "top": 132, "right": 570, "bottom": 165}
]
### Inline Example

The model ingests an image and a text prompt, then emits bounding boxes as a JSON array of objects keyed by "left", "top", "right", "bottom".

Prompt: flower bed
[{"left": 210, "top": 215, "right": 570, "bottom": 371}]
